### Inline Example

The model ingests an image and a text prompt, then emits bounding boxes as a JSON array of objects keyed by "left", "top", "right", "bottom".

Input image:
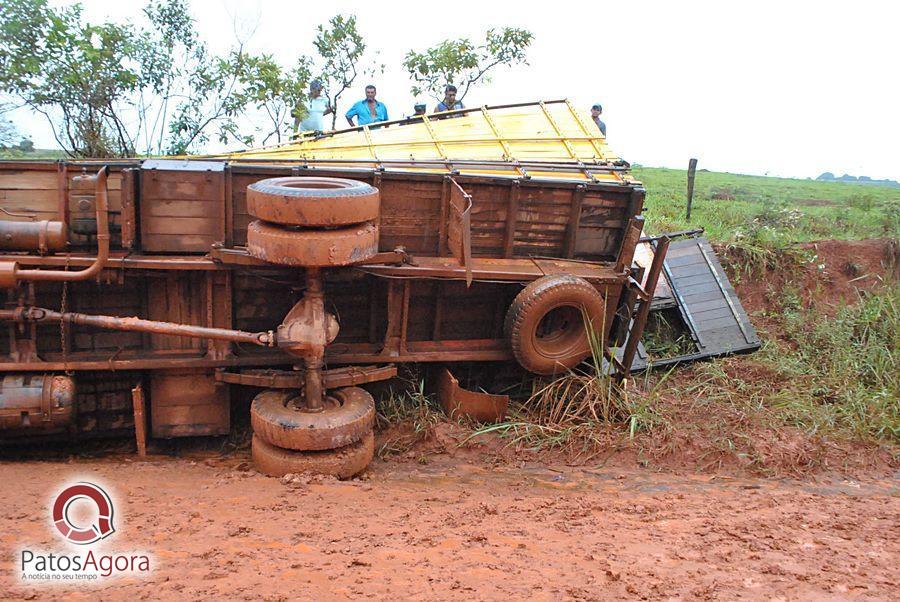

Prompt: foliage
[
  {"left": 234, "top": 54, "right": 312, "bottom": 145},
  {"left": 140, "top": 0, "right": 258, "bottom": 155},
  {"left": 313, "top": 14, "right": 381, "bottom": 130},
  {"left": 403, "top": 27, "right": 533, "bottom": 101},
  {"left": 374, "top": 377, "right": 444, "bottom": 459},
  {"left": 0, "top": 102, "right": 18, "bottom": 147},
  {"left": 0, "top": 0, "right": 313, "bottom": 156}
]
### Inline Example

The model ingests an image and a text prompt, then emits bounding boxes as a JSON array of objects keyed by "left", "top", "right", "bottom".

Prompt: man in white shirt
[{"left": 296, "top": 80, "right": 332, "bottom": 132}]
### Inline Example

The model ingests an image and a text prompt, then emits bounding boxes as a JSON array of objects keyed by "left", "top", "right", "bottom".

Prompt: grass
[
  {"left": 633, "top": 167, "right": 900, "bottom": 248},
  {"left": 0, "top": 148, "right": 67, "bottom": 160},
  {"left": 374, "top": 377, "right": 445, "bottom": 458},
  {"left": 687, "top": 285, "right": 899, "bottom": 443},
  {"left": 466, "top": 316, "right": 672, "bottom": 455}
]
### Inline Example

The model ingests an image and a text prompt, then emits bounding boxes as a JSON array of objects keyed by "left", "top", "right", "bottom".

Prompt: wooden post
[
  {"left": 132, "top": 384, "right": 147, "bottom": 457},
  {"left": 686, "top": 158, "right": 698, "bottom": 221}
]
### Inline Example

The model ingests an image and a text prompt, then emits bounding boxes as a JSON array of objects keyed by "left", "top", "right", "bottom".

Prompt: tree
[
  {"left": 313, "top": 14, "right": 381, "bottom": 129},
  {"left": 0, "top": 102, "right": 17, "bottom": 148},
  {"left": 236, "top": 54, "right": 311, "bottom": 145},
  {"left": 403, "top": 27, "right": 533, "bottom": 102},
  {"left": 0, "top": 0, "right": 306, "bottom": 156}
]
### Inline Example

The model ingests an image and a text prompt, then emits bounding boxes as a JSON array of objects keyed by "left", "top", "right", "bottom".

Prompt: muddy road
[{"left": 1, "top": 452, "right": 897, "bottom": 601}]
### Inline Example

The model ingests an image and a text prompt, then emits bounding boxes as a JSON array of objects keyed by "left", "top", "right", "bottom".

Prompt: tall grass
[
  {"left": 375, "top": 377, "right": 444, "bottom": 458},
  {"left": 690, "top": 285, "right": 899, "bottom": 442},
  {"left": 468, "top": 311, "right": 671, "bottom": 452}
]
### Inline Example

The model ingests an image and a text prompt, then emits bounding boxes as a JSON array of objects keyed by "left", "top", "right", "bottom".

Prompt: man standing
[
  {"left": 591, "top": 104, "right": 606, "bottom": 136},
  {"left": 435, "top": 85, "right": 464, "bottom": 113},
  {"left": 346, "top": 85, "right": 389, "bottom": 127},
  {"left": 296, "top": 80, "right": 332, "bottom": 132}
]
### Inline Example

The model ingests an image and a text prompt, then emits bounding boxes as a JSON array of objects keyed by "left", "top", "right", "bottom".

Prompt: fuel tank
[{"left": 0, "top": 374, "right": 76, "bottom": 435}]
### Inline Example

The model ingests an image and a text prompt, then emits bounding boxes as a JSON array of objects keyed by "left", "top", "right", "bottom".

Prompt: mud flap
[{"left": 437, "top": 367, "right": 508, "bottom": 423}]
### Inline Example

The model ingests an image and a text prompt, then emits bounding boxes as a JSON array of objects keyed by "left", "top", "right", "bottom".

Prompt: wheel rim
[
  {"left": 532, "top": 304, "right": 586, "bottom": 359},
  {"left": 284, "top": 391, "right": 342, "bottom": 413},
  {"left": 279, "top": 180, "right": 351, "bottom": 191}
]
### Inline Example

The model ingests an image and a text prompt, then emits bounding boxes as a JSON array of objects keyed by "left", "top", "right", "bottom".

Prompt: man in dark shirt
[{"left": 591, "top": 104, "right": 606, "bottom": 136}]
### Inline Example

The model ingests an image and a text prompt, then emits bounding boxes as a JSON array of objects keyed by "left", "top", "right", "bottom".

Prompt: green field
[
  {"left": 0, "top": 148, "right": 66, "bottom": 160},
  {"left": 633, "top": 167, "right": 900, "bottom": 246}
]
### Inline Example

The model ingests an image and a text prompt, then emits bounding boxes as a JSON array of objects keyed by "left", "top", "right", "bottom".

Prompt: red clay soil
[
  {"left": 1, "top": 452, "right": 897, "bottom": 601},
  {"left": 724, "top": 238, "right": 898, "bottom": 315},
  {"left": 2, "top": 238, "right": 897, "bottom": 599}
]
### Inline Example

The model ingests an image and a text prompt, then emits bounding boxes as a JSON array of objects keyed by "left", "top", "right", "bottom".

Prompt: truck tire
[
  {"left": 251, "top": 387, "right": 375, "bottom": 451},
  {"left": 247, "top": 219, "right": 378, "bottom": 266},
  {"left": 252, "top": 432, "right": 374, "bottom": 479},
  {"left": 504, "top": 274, "right": 607, "bottom": 375},
  {"left": 247, "top": 177, "right": 380, "bottom": 227}
]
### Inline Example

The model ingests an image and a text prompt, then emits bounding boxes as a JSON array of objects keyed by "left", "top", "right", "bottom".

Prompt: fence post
[{"left": 686, "top": 158, "right": 698, "bottom": 221}]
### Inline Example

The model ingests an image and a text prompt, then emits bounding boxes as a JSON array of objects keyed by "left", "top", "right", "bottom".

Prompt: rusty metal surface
[
  {"left": 358, "top": 255, "right": 624, "bottom": 283},
  {"left": 215, "top": 364, "right": 397, "bottom": 389},
  {"left": 0, "top": 156, "right": 651, "bottom": 440},
  {"left": 246, "top": 177, "right": 380, "bottom": 227},
  {"left": 437, "top": 367, "right": 508, "bottom": 423},
  {"left": 0, "top": 261, "right": 16, "bottom": 288},
  {"left": 247, "top": 220, "right": 379, "bottom": 266},
  {"left": 120, "top": 168, "right": 138, "bottom": 249},
  {"left": 0, "top": 252, "right": 225, "bottom": 270},
  {"left": 8, "top": 167, "right": 110, "bottom": 286},
  {"left": 0, "top": 220, "right": 67, "bottom": 253},
  {"left": 0, "top": 374, "right": 75, "bottom": 434},
  {"left": 0, "top": 307, "right": 275, "bottom": 347}
]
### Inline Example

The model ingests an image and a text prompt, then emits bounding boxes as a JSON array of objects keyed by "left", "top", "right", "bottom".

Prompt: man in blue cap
[
  {"left": 346, "top": 85, "right": 389, "bottom": 127},
  {"left": 591, "top": 103, "right": 606, "bottom": 136}
]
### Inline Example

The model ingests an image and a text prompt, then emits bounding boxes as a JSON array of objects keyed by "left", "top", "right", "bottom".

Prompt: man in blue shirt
[
  {"left": 346, "top": 85, "right": 389, "bottom": 127},
  {"left": 435, "top": 85, "right": 464, "bottom": 113}
]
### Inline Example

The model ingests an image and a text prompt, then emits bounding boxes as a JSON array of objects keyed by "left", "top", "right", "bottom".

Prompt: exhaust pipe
[{"left": 0, "top": 166, "right": 110, "bottom": 288}]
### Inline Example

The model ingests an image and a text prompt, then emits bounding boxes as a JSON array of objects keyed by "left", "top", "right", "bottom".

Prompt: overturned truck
[{"left": 0, "top": 100, "right": 679, "bottom": 476}]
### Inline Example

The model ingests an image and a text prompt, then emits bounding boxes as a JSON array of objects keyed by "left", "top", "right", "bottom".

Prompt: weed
[
  {"left": 467, "top": 313, "right": 672, "bottom": 454},
  {"left": 642, "top": 310, "right": 695, "bottom": 360},
  {"left": 688, "top": 285, "right": 899, "bottom": 443},
  {"left": 375, "top": 378, "right": 444, "bottom": 458}
]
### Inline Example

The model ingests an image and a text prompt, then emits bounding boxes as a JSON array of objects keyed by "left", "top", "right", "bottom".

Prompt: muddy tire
[
  {"left": 251, "top": 387, "right": 375, "bottom": 451},
  {"left": 251, "top": 432, "right": 374, "bottom": 479},
  {"left": 246, "top": 219, "right": 378, "bottom": 266},
  {"left": 504, "top": 274, "right": 607, "bottom": 375},
  {"left": 247, "top": 177, "right": 380, "bottom": 227}
]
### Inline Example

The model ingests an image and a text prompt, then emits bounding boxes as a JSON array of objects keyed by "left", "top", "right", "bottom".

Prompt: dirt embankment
[{"left": 725, "top": 238, "right": 898, "bottom": 315}]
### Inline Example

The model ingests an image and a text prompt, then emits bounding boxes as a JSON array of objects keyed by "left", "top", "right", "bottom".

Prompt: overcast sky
[{"left": 8, "top": 0, "right": 900, "bottom": 180}]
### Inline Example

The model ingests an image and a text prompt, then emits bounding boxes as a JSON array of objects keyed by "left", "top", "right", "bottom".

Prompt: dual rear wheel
[
  {"left": 245, "top": 177, "right": 380, "bottom": 267},
  {"left": 250, "top": 386, "right": 376, "bottom": 479}
]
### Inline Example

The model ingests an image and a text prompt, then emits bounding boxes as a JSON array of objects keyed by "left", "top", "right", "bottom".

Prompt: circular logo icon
[{"left": 52, "top": 482, "right": 115, "bottom": 545}]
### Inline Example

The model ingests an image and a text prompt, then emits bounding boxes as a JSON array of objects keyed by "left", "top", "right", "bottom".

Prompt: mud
[{"left": 1, "top": 452, "right": 897, "bottom": 600}]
